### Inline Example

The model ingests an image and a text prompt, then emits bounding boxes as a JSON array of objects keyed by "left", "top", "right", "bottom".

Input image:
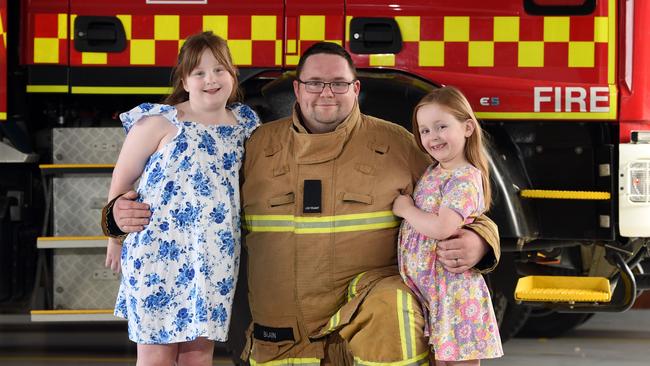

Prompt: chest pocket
[
  {"left": 264, "top": 143, "right": 295, "bottom": 209},
  {"left": 339, "top": 141, "right": 388, "bottom": 205}
]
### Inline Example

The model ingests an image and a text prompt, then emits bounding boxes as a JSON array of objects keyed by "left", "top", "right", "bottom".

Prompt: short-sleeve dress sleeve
[
  {"left": 440, "top": 166, "right": 485, "bottom": 223},
  {"left": 119, "top": 103, "right": 179, "bottom": 134},
  {"left": 229, "top": 103, "right": 260, "bottom": 138}
]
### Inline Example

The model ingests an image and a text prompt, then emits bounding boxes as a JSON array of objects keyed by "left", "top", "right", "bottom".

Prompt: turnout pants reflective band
[
  {"left": 251, "top": 274, "right": 431, "bottom": 365},
  {"left": 337, "top": 276, "right": 430, "bottom": 365}
]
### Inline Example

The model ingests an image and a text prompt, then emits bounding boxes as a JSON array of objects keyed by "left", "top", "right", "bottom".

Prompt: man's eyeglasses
[{"left": 297, "top": 80, "right": 356, "bottom": 94}]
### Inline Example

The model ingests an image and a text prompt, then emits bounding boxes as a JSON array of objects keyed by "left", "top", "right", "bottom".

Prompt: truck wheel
[
  {"left": 492, "top": 290, "right": 531, "bottom": 342},
  {"left": 516, "top": 310, "right": 593, "bottom": 338}
]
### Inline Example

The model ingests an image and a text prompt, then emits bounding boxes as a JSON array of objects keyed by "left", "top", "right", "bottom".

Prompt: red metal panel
[
  {"left": 23, "top": 0, "right": 69, "bottom": 66},
  {"left": 68, "top": 0, "right": 284, "bottom": 68},
  {"left": 619, "top": 0, "right": 650, "bottom": 142},
  {"left": 284, "top": 0, "right": 345, "bottom": 66},
  {"left": 1, "top": 0, "right": 6, "bottom": 120},
  {"left": 347, "top": 0, "right": 613, "bottom": 118}
]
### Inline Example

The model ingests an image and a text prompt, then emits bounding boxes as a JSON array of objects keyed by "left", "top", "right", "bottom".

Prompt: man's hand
[
  {"left": 436, "top": 228, "right": 488, "bottom": 273},
  {"left": 392, "top": 194, "right": 414, "bottom": 218},
  {"left": 105, "top": 238, "right": 122, "bottom": 273},
  {"left": 113, "top": 190, "right": 150, "bottom": 233}
]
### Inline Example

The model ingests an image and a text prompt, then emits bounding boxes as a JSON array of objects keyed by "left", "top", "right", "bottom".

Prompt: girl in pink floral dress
[{"left": 393, "top": 86, "right": 503, "bottom": 365}]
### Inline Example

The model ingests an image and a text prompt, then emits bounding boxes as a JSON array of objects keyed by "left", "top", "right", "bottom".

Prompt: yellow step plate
[{"left": 515, "top": 276, "right": 611, "bottom": 302}]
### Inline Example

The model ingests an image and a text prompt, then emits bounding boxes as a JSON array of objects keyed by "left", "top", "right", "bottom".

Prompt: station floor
[{"left": 1, "top": 309, "right": 649, "bottom": 366}]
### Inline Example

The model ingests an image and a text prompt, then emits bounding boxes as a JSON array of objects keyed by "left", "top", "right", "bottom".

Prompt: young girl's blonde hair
[
  {"left": 164, "top": 31, "right": 242, "bottom": 105},
  {"left": 412, "top": 86, "right": 492, "bottom": 210}
]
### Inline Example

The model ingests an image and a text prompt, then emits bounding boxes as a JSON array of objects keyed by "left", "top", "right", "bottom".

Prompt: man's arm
[
  {"left": 101, "top": 116, "right": 172, "bottom": 237},
  {"left": 436, "top": 215, "right": 499, "bottom": 274}
]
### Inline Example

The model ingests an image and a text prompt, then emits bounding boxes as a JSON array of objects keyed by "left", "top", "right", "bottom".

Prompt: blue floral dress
[{"left": 114, "top": 103, "right": 259, "bottom": 344}]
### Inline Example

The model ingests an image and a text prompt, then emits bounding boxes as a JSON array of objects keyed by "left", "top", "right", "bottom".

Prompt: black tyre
[
  {"left": 492, "top": 289, "right": 531, "bottom": 342},
  {"left": 516, "top": 310, "right": 593, "bottom": 338}
]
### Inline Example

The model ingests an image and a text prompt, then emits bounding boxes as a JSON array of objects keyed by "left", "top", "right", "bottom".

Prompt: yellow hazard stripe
[
  {"left": 244, "top": 211, "right": 400, "bottom": 234},
  {"left": 27, "top": 85, "right": 68, "bottom": 93},
  {"left": 38, "top": 236, "right": 107, "bottom": 241},
  {"left": 39, "top": 164, "right": 115, "bottom": 169},
  {"left": 520, "top": 189, "right": 610, "bottom": 200},
  {"left": 31, "top": 309, "right": 114, "bottom": 315},
  {"left": 250, "top": 358, "right": 320, "bottom": 366},
  {"left": 71, "top": 86, "right": 173, "bottom": 94},
  {"left": 476, "top": 111, "right": 614, "bottom": 120}
]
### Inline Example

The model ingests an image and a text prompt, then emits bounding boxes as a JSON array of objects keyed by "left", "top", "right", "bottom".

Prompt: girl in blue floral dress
[{"left": 104, "top": 31, "right": 259, "bottom": 366}]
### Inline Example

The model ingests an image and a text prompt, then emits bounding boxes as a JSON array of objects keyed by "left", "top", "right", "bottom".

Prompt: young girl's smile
[
  {"left": 416, "top": 103, "right": 475, "bottom": 169},
  {"left": 183, "top": 48, "right": 234, "bottom": 109}
]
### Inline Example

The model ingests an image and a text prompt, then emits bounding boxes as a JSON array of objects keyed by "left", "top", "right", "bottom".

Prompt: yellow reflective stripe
[
  {"left": 296, "top": 222, "right": 398, "bottom": 233},
  {"left": 406, "top": 292, "right": 417, "bottom": 358},
  {"left": 353, "top": 352, "right": 429, "bottom": 366},
  {"left": 397, "top": 290, "right": 408, "bottom": 359},
  {"left": 0, "top": 112, "right": 6, "bottom": 120},
  {"left": 296, "top": 211, "right": 396, "bottom": 222},
  {"left": 250, "top": 357, "right": 320, "bottom": 366},
  {"left": 326, "top": 309, "right": 341, "bottom": 332},
  {"left": 396, "top": 289, "right": 417, "bottom": 360},
  {"left": 520, "top": 189, "right": 610, "bottom": 200},
  {"left": 347, "top": 271, "right": 366, "bottom": 301},
  {"left": 244, "top": 211, "right": 400, "bottom": 234}
]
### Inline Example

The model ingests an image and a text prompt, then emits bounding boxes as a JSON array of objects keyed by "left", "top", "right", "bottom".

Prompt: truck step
[
  {"left": 515, "top": 276, "right": 611, "bottom": 303},
  {"left": 30, "top": 309, "right": 123, "bottom": 322}
]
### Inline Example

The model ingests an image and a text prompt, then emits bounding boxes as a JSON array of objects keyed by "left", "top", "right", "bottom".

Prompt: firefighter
[{"left": 104, "top": 42, "right": 499, "bottom": 365}]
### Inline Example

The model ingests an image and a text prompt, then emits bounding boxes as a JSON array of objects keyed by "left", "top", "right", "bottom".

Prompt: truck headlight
[{"left": 628, "top": 161, "right": 649, "bottom": 203}]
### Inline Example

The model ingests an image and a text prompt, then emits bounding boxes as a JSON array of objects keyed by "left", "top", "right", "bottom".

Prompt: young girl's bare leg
[
  {"left": 177, "top": 337, "right": 215, "bottom": 366},
  {"left": 136, "top": 343, "right": 177, "bottom": 366}
]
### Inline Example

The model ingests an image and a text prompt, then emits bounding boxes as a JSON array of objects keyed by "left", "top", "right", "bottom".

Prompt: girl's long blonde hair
[
  {"left": 164, "top": 31, "right": 242, "bottom": 105},
  {"left": 412, "top": 86, "right": 492, "bottom": 210}
]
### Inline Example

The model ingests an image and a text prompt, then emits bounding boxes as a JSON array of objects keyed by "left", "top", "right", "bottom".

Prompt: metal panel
[
  {"left": 52, "top": 248, "right": 120, "bottom": 310},
  {"left": 52, "top": 174, "right": 111, "bottom": 236},
  {"left": 52, "top": 128, "right": 123, "bottom": 164}
]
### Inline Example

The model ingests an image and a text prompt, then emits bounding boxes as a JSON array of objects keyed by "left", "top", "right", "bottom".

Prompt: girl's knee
[
  {"left": 136, "top": 344, "right": 177, "bottom": 366},
  {"left": 177, "top": 338, "right": 214, "bottom": 366}
]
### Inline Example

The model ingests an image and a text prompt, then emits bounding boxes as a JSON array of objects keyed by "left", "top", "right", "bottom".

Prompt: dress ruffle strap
[{"left": 119, "top": 103, "right": 179, "bottom": 134}]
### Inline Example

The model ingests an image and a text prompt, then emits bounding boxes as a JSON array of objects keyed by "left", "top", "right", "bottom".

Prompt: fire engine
[{"left": 1, "top": 0, "right": 649, "bottom": 357}]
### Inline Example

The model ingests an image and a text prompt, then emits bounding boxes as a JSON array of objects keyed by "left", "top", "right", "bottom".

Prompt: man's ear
[
  {"left": 353, "top": 79, "right": 361, "bottom": 96},
  {"left": 293, "top": 79, "right": 300, "bottom": 100},
  {"left": 465, "top": 119, "right": 476, "bottom": 137}
]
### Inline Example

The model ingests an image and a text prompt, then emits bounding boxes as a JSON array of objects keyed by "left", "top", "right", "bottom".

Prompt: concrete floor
[{"left": 0, "top": 310, "right": 649, "bottom": 365}]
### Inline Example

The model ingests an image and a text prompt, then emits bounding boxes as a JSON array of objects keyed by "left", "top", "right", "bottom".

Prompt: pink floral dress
[{"left": 398, "top": 164, "right": 503, "bottom": 361}]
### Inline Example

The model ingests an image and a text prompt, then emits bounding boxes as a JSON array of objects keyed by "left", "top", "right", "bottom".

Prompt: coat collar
[{"left": 289, "top": 102, "right": 361, "bottom": 164}]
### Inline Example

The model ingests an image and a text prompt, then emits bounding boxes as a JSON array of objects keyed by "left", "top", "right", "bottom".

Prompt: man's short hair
[{"left": 296, "top": 42, "right": 357, "bottom": 79}]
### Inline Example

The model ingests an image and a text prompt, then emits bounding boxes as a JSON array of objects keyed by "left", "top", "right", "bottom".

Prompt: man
[{"left": 105, "top": 42, "right": 499, "bottom": 365}]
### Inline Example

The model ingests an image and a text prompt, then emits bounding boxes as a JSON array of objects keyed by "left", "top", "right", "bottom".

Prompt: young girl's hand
[
  {"left": 105, "top": 238, "right": 123, "bottom": 273},
  {"left": 392, "top": 194, "right": 414, "bottom": 218}
]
